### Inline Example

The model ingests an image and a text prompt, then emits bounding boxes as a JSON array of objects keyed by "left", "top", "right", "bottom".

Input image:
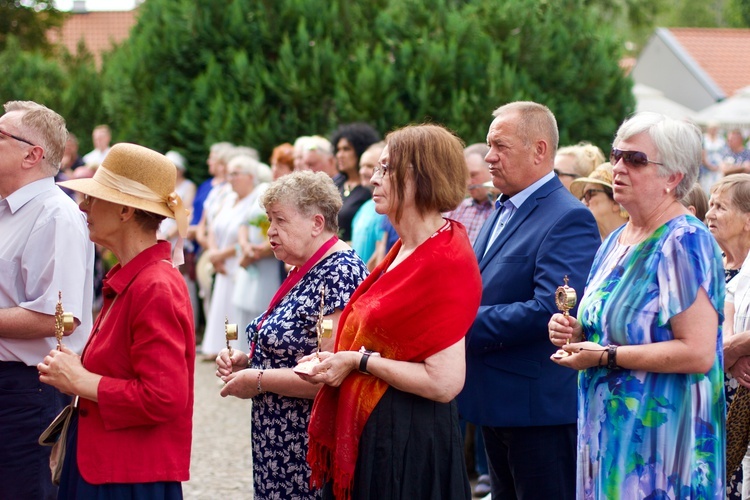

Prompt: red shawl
[{"left": 307, "top": 220, "right": 482, "bottom": 499}]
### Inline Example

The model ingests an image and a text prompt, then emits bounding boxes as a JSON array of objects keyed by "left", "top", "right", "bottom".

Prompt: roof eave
[{"left": 656, "top": 27, "right": 726, "bottom": 101}]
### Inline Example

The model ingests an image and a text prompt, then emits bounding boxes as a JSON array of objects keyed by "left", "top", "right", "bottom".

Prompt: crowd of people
[{"left": 2, "top": 96, "right": 749, "bottom": 500}]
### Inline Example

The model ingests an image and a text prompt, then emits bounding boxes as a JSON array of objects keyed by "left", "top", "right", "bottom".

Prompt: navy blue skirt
[{"left": 58, "top": 413, "right": 183, "bottom": 500}]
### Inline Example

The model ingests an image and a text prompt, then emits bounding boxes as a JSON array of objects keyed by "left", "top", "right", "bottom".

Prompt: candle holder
[
  {"left": 54, "top": 291, "right": 75, "bottom": 351},
  {"left": 225, "top": 317, "right": 238, "bottom": 357},
  {"left": 552, "top": 275, "right": 578, "bottom": 360},
  {"left": 294, "top": 285, "right": 329, "bottom": 375}
]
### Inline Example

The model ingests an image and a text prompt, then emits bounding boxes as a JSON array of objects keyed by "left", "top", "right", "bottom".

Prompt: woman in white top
[{"left": 200, "top": 155, "right": 269, "bottom": 357}]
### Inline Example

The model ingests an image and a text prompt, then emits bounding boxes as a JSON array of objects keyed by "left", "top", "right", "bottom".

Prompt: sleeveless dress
[{"left": 576, "top": 215, "right": 725, "bottom": 499}]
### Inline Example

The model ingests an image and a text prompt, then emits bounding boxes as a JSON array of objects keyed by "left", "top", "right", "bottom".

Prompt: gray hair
[
  {"left": 492, "top": 101, "right": 559, "bottom": 156},
  {"left": 464, "top": 142, "right": 490, "bottom": 160},
  {"left": 4, "top": 100, "right": 67, "bottom": 174},
  {"left": 234, "top": 145, "right": 259, "bottom": 161},
  {"left": 710, "top": 174, "right": 750, "bottom": 215},
  {"left": 613, "top": 112, "right": 700, "bottom": 199},
  {"left": 260, "top": 170, "right": 341, "bottom": 233},
  {"left": 227, "top": 154, "right": 263, "bottom": 184},
  {"left": 303, "top": 135, "right": 333, "bottom": 157}
]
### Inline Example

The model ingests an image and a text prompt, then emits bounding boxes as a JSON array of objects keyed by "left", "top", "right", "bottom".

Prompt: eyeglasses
[
  {"left": 582, "top": 189, "right": 608, "bottom": 202},
  {"left": 610, "top": 148, "right": 663, "bottom": 167},
  {"left": 0, "top": 128, "right": 36, "bottom": 147},
  {"left": 373, "top": 161, "right": 390, "bottom": 177},
  {"left": 554, "top": 169, "right": 580, "bottom": 179}
]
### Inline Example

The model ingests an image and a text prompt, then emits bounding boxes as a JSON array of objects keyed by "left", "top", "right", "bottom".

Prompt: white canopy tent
[
  {"left": 633, "top": 84, "right": 698, "bottom": 122},
  {"left": 695, "top": 85, "right": 750, "bottom": 128}
]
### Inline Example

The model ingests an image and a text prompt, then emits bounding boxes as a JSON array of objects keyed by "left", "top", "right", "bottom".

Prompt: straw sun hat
[
  {"left": 569, "top": 163, "right": 614, "bottom": 201},
  {"left": 58, "top": 142, "right": 189, "bottom": 264}
]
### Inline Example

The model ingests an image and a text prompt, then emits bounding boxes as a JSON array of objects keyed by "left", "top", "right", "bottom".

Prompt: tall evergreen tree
[
  {"left": 101, "top": 0, "right": 634, "bottom": 181},
  {"left": 0, "top": 36, "right": 104, "bottom": 152},
  {"left": 0, "top": 0, "right": 65, "bottom": 54}
]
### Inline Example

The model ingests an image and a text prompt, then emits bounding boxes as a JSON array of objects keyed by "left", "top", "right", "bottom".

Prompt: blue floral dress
[
  {"left": 576, "top": 215, "right": 725, "bottom": 499},
  {"left": 246, "top": 250, "right": 368, "bottom": 500}
]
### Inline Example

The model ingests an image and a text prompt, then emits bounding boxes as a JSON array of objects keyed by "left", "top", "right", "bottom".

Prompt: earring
[{"left": 665, "top": 187, "right": 670, "bottom": 194}]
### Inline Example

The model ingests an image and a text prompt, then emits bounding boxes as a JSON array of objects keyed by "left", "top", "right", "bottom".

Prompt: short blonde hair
[
  {"left": 261, "top": 170, "right": 342, "bottom": 233},
  {"left": 556, "top": 142, "right": 605, "bottom": 178},
  {"left": 4, "top": 100, "right": 67, "bottom": 174}
]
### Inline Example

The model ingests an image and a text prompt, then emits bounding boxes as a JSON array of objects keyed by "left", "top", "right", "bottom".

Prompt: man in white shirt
[
  {"left": 82, "top": 123, "right": 111, "bottom": 165},
  {"left": 0, "top": 101, "right": 94, "bottom": 499}
]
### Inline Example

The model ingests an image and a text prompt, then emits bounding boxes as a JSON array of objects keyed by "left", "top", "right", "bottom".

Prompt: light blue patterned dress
[{"left": 576, "top": 215, "right": 725, "bottom": 499}]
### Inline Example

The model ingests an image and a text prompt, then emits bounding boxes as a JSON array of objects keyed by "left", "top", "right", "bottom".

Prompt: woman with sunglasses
[
  {"left": 548, "top": 112, "right": 725, "bottom": 498},
  {"left": 570, "top": 162, "right": 629, "bottom": 240}
]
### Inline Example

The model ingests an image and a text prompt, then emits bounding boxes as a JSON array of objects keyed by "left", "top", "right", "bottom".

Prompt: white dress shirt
[
  {"left": 0, "top": 177, "right": 94, "bottom": 364},
  {"left": 82, "top": 147, "right": 110, "bottom": 166}
]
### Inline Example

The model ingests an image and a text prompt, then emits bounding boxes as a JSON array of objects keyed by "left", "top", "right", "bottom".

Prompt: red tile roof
[
  {"left": 669, "top": 28, "right": 750, "bottom": 97},
  {"left": 47, "top": 10, "right": 138, "bottom": 67}
]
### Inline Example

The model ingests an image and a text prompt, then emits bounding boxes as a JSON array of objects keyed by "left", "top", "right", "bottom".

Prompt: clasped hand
[
  {"left": 215, "top": 348, "right": 265, "bottom": 399},
  {"left": 295, "top": 351, "right": 359, "bottom": 387},
  {"left": 37, "top": 346, "right": 83, "bottom": 395},
  {"left": 548, "top": 313, "right": 605, "bottom": 370}
]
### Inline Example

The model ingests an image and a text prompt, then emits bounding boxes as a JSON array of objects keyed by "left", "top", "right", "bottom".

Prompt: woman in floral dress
[
  {"left": 216, "top": 171, "right": 367, "bottom": 499},
  {"left": 549, "top": 113, "right": 725, "bottom": 499}
]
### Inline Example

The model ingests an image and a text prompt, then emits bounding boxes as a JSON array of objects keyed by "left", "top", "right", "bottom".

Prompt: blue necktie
[{"left": 485, "top": 195, "right": 514, "bottom": 255}]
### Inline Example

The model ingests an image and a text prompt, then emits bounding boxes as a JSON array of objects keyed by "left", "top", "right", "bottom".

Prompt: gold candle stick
[
  {"left": 315, "top": 286, "right": 328, "bottom": 358},
  {"left": 552, "top": 275, "right": 578, "bottom": 360},
  {"left": 293, "top": 285, "right": 328, "bottom": 375},
  {"left": 224, "top": 317, "right": 238, "bottom": 357},
  {"left": 54, "top": 291, "right": 75, "bottom": 351}
]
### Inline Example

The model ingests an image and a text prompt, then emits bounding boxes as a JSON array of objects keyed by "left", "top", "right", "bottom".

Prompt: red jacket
[{"left": 77, "top": 241, "right": 195, "bottom": 484}]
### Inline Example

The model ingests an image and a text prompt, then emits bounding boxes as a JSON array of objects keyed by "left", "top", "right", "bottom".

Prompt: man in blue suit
[{"left": 457, "top": 101, "right": 600, "bottom": 499}]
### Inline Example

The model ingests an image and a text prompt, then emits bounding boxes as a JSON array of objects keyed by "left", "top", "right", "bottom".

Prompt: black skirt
[{"left": 325, "top": 386, "right": 471, "bottom": 500}]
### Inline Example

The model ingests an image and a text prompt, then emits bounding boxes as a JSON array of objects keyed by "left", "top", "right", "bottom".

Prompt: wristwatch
[{"left": 358, "top": 346, "right": 380, "bottom": 375}]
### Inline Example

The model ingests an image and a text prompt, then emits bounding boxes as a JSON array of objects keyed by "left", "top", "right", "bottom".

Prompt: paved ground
[
  {"left": 184, "top": 358, "right": 254, "bottom": 499},
  {"left": 183, "top": 358, "right": 483, "bottom": 499}
]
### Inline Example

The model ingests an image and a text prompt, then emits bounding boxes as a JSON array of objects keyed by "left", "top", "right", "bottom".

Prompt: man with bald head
[{"left": 457, "top": 101, "right": 600, "bottom": 499}]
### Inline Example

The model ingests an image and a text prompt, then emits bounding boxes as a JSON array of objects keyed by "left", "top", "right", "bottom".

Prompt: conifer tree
[{"left": 101, "top": 0, "right": 634, "bottom": 181}]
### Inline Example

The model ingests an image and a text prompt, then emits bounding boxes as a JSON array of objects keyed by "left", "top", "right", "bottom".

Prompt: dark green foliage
[
  {"left": 99, "top": 0, "right": 633, "bottom": 182},
  {"left": 0, "top": 36, "right": 106, "bottom": 154},
  {"left": 0, "top": 0, "right": 66, "bottom": 54},
  {"left": 726, "top": 0, "right": 750, "bottom": 26}
]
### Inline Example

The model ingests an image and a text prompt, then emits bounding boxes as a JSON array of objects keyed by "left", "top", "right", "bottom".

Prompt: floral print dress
[
  {"left": 576, "top": 215, "right": 725, "bottom": 499},
  {"left": 246, "top": 250, "right": 368, "bottom": 500}
]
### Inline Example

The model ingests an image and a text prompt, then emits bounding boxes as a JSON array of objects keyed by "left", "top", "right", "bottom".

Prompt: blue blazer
[{"left": 457, "top": 175, "right": 601, "bottom": 427}]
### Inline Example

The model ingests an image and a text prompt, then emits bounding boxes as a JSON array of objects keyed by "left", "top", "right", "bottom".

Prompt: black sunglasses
[
  {"left": 582, "top": 188, "right": 608, "bottom": 202},
  {"left": 610, "top": 148, "right": 663, "bottom": 167}
]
